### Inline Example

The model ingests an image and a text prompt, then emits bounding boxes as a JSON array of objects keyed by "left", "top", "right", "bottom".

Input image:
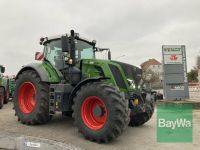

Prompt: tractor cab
[
  {"left": 38, "top": 30, "right": 112, "bottom": 85},
  {"left": 39, "top": 31, "right": 96, "bottom": 69},
  {"left": 38, "top": 30, "right": 111, "bottom": 71}
]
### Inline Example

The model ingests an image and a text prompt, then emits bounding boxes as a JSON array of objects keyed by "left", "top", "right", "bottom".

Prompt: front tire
[
  {"left": 72, "top": 82, "right": 129, "bottom": 143},
  {"left": 13, "top": 70, "right": 51, "bottom": 125},
  {"left": 129, "top": 96, "right": 155, "bottom": 126}
]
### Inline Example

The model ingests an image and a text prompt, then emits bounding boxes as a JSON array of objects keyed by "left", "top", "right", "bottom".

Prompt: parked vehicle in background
[
  {"left": 8, "top": 76, "right": 15, "bottom": 98},
  {"left": 0, "top": 65, "right": 9, "bottom": 109}
]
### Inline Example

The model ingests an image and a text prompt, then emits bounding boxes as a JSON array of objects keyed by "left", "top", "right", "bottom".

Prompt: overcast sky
[{"left": 0, "top": 0, "right": 200, "bottom": 75}]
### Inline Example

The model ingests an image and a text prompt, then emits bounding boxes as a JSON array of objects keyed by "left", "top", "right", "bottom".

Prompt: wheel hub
[
  {"left": 93, "top": 105, "right": 105, "bottom": 117},
  {"left": 81, "top": 96, "right": 108, "bottom": 130}
]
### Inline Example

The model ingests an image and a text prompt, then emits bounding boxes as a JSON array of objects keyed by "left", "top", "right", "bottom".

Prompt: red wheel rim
[
  {"left": 81, "top": 96, "right": 108, "bottom": 130},
  {"left": 18, "top": 82, "right": 36, "bottom": 114}
]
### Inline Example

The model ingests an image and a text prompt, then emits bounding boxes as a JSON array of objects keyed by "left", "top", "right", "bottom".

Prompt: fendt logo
[{"left": 170, "top": 54, "right": 178, "bottom": 61}]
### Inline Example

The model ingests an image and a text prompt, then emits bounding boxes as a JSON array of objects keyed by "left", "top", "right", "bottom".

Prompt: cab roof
[{"left": 40, "top": 33, "right": 96, "bottom": 46}]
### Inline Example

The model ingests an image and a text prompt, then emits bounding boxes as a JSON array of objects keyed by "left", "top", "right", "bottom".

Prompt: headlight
[{"left": 127, "top": 79, "right": 135, "bottom": 88}]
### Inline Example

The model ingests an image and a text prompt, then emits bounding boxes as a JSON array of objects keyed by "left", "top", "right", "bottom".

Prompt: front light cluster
[{"left": 127, "top": 79, "right": 136, "bottom": 89}]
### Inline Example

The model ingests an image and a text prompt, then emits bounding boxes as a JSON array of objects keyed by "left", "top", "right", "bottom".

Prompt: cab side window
[{"left": 45, "top": 40, "right": 65, "bottom": 70}]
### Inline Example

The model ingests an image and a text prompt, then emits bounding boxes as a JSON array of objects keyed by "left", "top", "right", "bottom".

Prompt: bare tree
[{"left": 142, "top": 69, "right": 160, "bottom": 85}]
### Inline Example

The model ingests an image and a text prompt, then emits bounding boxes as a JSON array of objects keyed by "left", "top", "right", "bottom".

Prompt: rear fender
[{"left": 16, "top": 63, "right": 61, "bottom": 83}]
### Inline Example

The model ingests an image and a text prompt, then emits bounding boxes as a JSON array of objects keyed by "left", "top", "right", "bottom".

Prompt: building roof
[{"left": 140, "top": 59, "right": 161, "bottom": 71}]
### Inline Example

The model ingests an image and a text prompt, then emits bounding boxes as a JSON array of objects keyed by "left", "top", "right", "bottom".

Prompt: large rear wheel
[
  {"left": 13, "top": 70, "right": 51, "bottom": 125},
  {"left": 72, "top": 82, "right": 129, "bottom": 143}
]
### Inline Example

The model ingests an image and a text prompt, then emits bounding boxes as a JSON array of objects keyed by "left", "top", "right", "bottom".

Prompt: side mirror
[
  {"left": 61, "top": 36, "right": 69, "bottom": 52},
  {"left": 0, "top": 66, "right": 5, "bottom": 73},
  {"left": 108, "top": 50, "right": 111, "bottom": 60},
  {"left": 35, "top": 52, "right": 44, "bottom": 61}
]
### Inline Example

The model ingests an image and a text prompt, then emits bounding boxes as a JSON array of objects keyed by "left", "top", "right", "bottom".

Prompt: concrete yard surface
[{"left": 0, "top": 102, "right": 200, "bottom": 150}]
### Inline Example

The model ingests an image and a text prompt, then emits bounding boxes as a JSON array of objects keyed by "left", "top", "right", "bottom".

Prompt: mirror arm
[{"left": 69, "top": 30, "right": 76, "bottom": 66}]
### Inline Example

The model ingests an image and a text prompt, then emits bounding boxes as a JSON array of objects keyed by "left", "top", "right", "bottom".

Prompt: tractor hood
[
  {"left": 81, "top": 59, "right": 142, "bottom": 87},
  {"left": 111, "top": 61, "right": 142, "bottom": 86}
]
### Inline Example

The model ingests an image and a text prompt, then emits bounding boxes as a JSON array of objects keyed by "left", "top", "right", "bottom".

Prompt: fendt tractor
[
  {"left": 0, "top": 65, "right": 10, "bottom": 109},
  {"left": 13, "top": 30, "right": 155, "bottom": 143},
  {"left": 8, "top": 76, "right": 15, "bottom": 98}
]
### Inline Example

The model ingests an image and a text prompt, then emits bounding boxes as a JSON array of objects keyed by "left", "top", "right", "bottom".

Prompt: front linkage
[{"left": 128, "top": 89, "right": 156, "bottom": 126}]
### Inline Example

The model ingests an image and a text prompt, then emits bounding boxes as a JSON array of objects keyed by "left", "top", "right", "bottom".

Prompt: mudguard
[
  {"left": 68, "top": 77, "right": 109, "bottom": 108},
  {"left": 16, "top": 63, "right": 61, "bottom": 83}
]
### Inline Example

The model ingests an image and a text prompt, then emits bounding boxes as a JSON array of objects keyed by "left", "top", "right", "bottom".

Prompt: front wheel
[
  {"left": 129, "top": 94, "right": 155, "bottom": 126},
  {"left": 72, "top": 82, "right": 129, "bottom": 143}
]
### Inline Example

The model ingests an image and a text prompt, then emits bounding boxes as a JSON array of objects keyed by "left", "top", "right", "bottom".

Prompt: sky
[{"left": 0, "top": 0, "right": 200, "bottom": 75}]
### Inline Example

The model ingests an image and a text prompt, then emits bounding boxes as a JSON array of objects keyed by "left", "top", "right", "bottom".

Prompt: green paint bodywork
[
  {"left": 81, "top": 59, "right": 134, "bottom": 94},
  {"left": 8, "top": 78, "right": 15, "bottom": 95},
  {"left": 38, "top": 59, "right": 136, "bottom": 95},
  {"left": 41, "top": 62, "right": 61, "bottom": 83}
]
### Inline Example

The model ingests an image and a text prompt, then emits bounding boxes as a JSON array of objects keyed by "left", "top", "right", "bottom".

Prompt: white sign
[
  {"left": 164, "top": 54, "right": 183, "bottom": 64},
  {"left": 170, "top": 85, "right": 184, "bottom": 90}
]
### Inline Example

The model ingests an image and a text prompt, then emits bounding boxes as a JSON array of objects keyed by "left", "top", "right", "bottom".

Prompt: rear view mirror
[
  {"left": 108, "top": 50, "right": 111, "bottom": 60},
  {"left": 35, "top": 52, "right": 44, "bottom": 61},
  {"left": 61, "top": 36, "right": 69, "bottom": 52},
  {"left": 0, "top": 66, "right": 5, "bottom": 73}
]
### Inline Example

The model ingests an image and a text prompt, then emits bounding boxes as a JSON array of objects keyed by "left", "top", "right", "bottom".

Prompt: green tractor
[
  {"left": 0, "top": 65, "right": 10, "bottom": 109},
  {"left": 8, "top": 76, "right": 15, "bottom": 98},
  {"left": 13, "top": 30, "right": 155, "bottom": 143}
]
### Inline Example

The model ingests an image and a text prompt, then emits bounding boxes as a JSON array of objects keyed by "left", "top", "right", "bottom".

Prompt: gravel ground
[{"left": 0, "top": 101, "right": 199, "bottom": 150}]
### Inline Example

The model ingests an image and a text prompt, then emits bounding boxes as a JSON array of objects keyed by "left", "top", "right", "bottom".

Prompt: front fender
[{"left": 68, "top": 77, "right": 109, "bottom": 109}]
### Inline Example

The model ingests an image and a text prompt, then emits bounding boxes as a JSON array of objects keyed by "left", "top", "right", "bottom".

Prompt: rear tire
[
  {"left": 13, "top": 70, "right": 51, "bottom": 125},
  {"left": 72, "top": 82, "right": 129, "bottom": 143}
]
